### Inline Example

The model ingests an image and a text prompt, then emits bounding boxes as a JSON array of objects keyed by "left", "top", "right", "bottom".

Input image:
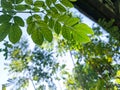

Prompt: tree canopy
[
  {"left": 0, "top": 0, "right": 93, "bottom": 45},
  {"left": 0, "top": 0, "right": 120, "bottom": 90}
]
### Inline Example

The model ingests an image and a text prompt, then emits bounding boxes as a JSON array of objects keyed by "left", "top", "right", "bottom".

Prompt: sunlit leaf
[
  {"left": 72, "top": 28, "right": 90, "bottom": 43},
  {"left": 58, "top": 14, "right": 70, "bottom": 22},
  {"left": 65, "top": 17, "right": 80, "bottom": 26},
  {"left": 73, "top": 23, "right": 94, "bottom": 34},
  {"left": 61, "top": 0, "right": 73, "bottom": 7},
  {"left": 55, "top": 4, "right": 66, "bottom": 12},
  {"left": 50, "top": 7, "right": 58, "bottom": 13},
  {"left": 62, "top": 25, "right": 71, "bottom": 40}
]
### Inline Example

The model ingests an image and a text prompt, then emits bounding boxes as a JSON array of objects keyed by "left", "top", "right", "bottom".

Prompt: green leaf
[
  {"left": 55, "top": 4, "right": 66, "bottom": 12},
  {"left": 50, "top": 7, "right": 58, "bottom": 13},
  {"left": 31, "top": 30, "right": 43, "bottom": 45},
  {"left": 51, "top": 0, "right": 57, "bottom": 3},
  {"left": 65, "top": 17, "right": 80, "bottom": 26},
  {"left": 32, "top": 14, "right": 41, "bottom": 20},
  {"left": 32, "top": 7, "right": 40, "bottom": 12},
  {"left": 58, "top": 14, "right": 70, "bottom": 22},
  {"left": 37, "top": 20, "right": 47, "bottom": 27},
  {"left": 44, "top": 15, "right": 49, "bottom": 23},
  {"left": 46, "top": 0, "right": 52, "bottom": 7},
  {"left": 54, "top": 21, "right": 61, "bottom": 34},
  {"left": 2, "top": 84, "right": 6, "bottom": 90},
  {"left": 8, "top": 0, "right": 23, "bottom": 4},
  {"left": 48, "top": 17, "right": 55, "bottom": 29},
  {"left": 72, "top": 28, "right": 90, "bottom": 43},
  {"left": 1, "top": 0, "right": 13, "bottom": 9},
  {"left": 41, "top": 28, "right": 53, "bottom": 42},
  {"left": 0, "top": 15, "right": 12, "bottom": 23},
  {"left": 27, "top": 15, "right": 41, "bottom": 24},
  {"left": 26, "top": 16, "right": 33, "bottom": 24},
  {"left": 34, "top": 1, "right": 44, "bottom": 7},
  {"left": 25, "top": 0, "right": 33, "bottom": 5},
  {"left": 73, "top": 23, "right": 94, "bottom": 34},
  {"left": 0, "top": 23, "right": 11, "bottom": 41},
  {"left": 15, "top": 4, "right": 27, "bottom": 11},
  {"left": 14, "top": 16, "right": 24, "bottom": 27},
  {"left": 27, "top": 22, "right": 35, "bottom": 35},
  {"left": 62, "top": 25, "right": 71, "bottom": 40},
  {"left": 9, "top": 24, "right": 22, "bottom": 43},
  {"left": 60, "top": 0, "right": 73, "bottom": 7}
]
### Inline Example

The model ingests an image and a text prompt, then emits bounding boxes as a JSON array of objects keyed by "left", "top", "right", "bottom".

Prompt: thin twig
[
  {"left": 69, "top": 50, "right": 75, "bottom": 67},
  {"left": 29, "top": 77, "right": 36, "bottom": 90}
]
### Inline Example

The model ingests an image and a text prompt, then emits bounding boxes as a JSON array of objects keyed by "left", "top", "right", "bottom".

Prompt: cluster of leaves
[
  {"left": 98, "top": 18, "right": 120, "bottom": 40},
  {"left": 0, "top": 0, "right": 93, "bottom": 45},
  {"left": 60, "top": 25, "right": 120, "bottom": 90},
  {"left": 1, "top": 40, "right": 59, "bottom": 90}
]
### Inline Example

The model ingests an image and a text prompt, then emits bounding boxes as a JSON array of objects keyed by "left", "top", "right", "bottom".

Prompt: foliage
[
  {"left": 62, "top": 24, "right": 120, "bottom": 90},
  {"left": 1, "top": 40, "right": 59, "bottom": 90},
  {"left": 98, "top": 18, "right": 120, "bottom": 40},
  {"left": 0, "top": 0, "right": 93, "bottom": 45}
]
